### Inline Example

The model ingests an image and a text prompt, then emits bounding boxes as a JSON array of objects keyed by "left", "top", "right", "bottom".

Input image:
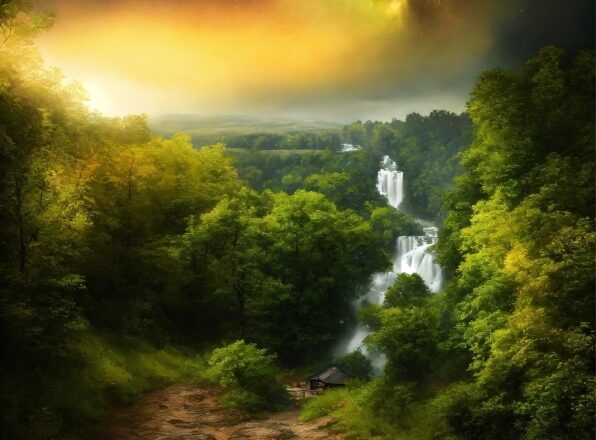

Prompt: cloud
[{"left": 34, "top": 0, "right": 593, "bottom": 120}]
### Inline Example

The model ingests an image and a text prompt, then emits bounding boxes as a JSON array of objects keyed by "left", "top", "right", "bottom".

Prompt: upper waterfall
[{"left": 377, "top": 156, "right": 404, "bottom": 209}]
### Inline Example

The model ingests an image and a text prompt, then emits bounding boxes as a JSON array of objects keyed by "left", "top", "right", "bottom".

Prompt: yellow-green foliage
[
  {"left": 300, "top": 388, "right": 348, "bottom": 422},
  {"left": 301, "top": 384, "right": 462, "bottom": 440},
  {"left": 1, "top": 330, "right": 210, "bottom": 439},
  {"left": 300, "top": 386, "right": 399, "bottom": 440},
  {"left": 60, "top": 332, "right": 210, "bottom": 424}
]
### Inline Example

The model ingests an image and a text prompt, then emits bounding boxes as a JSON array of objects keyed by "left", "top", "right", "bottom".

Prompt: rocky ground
[{"left": 87, "top": 383, "right": 343, "bottom": 440}]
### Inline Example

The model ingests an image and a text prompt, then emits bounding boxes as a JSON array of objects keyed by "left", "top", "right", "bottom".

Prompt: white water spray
[
  {"left": 395, "top": 228, "right": 442, "bottom": 293},
  {"left": 335, "top": 156, "right": 442, "bottom": 368},
  {"left": 377, "top": 156, "right": 404, "bottom": 209}
]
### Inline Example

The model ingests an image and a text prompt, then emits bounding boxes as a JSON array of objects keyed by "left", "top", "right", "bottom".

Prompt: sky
[{"left": 35, "top": 0, "right": 594, "bottom": 122}]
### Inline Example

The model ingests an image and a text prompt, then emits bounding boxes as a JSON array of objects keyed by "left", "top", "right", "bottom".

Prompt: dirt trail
[{"left": 88, "top": 383, "right": 343, "bottom": 440}]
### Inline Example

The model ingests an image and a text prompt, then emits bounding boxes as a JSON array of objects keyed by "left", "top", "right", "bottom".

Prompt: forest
[{"left": 0, "top": 2, "right": 594, "bottom": 440}]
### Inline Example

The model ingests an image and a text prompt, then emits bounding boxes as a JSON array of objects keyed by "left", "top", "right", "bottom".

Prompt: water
[
  {"left": 340, "top": 143, "right": 360, "bottom": 152},
  {"left": 395, "top": 228, "right": 442, "bottom": 293},
  {"left": 377, "top": 156, "right": 404, "bottom": 208},
  {"left": 335, "top": 156, "right": 442, "bottom": 368}
]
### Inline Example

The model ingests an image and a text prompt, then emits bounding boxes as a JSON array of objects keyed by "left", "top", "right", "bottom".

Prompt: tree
[
  {"left": 253, "top": 190, "right": 387, "bottom": 363},
  {"left": 369, "top": 206, "right": 422, "bottom": 251},
  {"left": 336, "top": 351, "right": 373, "bottom": 381},
  {"left": 340, "top": 111, "right": 472, "bottom": 219},
  {"left": 383, "top": 273, "right": 431, "bottom": 308},
  {"left": 183, "top": 188, "right": 270, "bottom": 338},
  {"left": 433, "top": 47, "right": 595, "bottom": 440},
  {"left": 369, "top": 306, "right": 441, "bottom": 383}
]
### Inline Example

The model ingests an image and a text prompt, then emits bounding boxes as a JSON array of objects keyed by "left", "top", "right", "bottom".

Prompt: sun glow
[
  {"left": 389, "top": 0, "right": 406, "bottom": 17},
  {"left": 38, "top": 1, "right": 370, "bottom": 114},
  {"left": 36, "top": 0, "right": 494, "bottom": 117},
  {"left": 80, "top": 79, "right": 109, "bottom": 114}
]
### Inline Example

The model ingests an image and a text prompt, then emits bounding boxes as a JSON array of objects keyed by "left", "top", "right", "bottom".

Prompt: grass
[
  {"left": 149, "top": 114, "right": 343, "bottom": 137},
  {"left": 71, "top": 333, "right": 209, "bottom": 406},
  {"left": 43, "top": 332, "right": 210, "bottom": 438},
  {"left": 300, "top": 387, "right": 350, "bottom": 422},
  {"left": 1, "top": 330, "right": 212, "bottom": 439},
  {"left": 301, "top": 386, "right": 399, "bottom": 439},
  {"left": 149, "top": 114, "right": 343, "bottom": 149},
  {"left": 300, "top": 382, "right": 458, "bottom": 440}
]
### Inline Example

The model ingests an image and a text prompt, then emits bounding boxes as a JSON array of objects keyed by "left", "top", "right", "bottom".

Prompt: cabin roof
[{"left": 307, "top": 366, "right": 353, "bottom": 385}]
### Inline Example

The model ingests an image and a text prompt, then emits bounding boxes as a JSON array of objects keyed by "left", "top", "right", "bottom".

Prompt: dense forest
[
  {"left": 340, "top": 112, "right": 472, "bottom": 219},
  {"left": 0, "top": 3, "right": 405, "bottom": 437},
  {"left": 302, "top": 47, "right": 595, "bottom": 440},
  {"left": 0, "top": 2, "right": 594, "bottom": 440},
  {"left": 228, "top": 111, "right": 471, "bottom": 221}
]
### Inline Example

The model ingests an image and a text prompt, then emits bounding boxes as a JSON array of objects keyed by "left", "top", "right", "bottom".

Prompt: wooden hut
[{"left": 307, "top": 366, "right": 353, "bottom": 391}]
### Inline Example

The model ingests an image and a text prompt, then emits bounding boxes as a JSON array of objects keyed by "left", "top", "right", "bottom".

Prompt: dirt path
[{"left": 87, "top": 383, "right": 343, "bottom": 440}]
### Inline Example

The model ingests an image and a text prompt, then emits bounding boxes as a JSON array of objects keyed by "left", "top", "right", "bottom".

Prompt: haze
[{"left": 35, "top": 0, "right": 594, "bottom": 121}]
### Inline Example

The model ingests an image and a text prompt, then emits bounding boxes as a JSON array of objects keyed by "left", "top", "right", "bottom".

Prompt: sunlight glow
[
  {"left": 80, "top": 79, "right": 108, "bottom": 114},
  {"left": 389, "top": 0, "right": 406, "bottom": 17},
  {"left": 36, "top": 0, "right": 493, "bottom": 117}
]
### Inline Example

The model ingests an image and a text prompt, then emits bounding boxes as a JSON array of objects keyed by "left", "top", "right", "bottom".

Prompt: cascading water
[
  {"left": 377, "top": 155, "right": 404, "bottom": 209},
  {"left": 396, "top": 228, "right": 442, "bottom": 293},
  {"left": 335, "top": 156, "right": 442, "bottom": 369}
]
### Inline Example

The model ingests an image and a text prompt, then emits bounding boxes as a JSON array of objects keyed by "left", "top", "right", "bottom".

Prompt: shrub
[{"left": 208, "top": 340, "right": 288, "bottom": 412}]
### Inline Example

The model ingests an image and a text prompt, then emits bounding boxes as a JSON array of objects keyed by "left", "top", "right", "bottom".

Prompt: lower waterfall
[{"left": 335, "top": 156, "right": 442, "bottom": 369}]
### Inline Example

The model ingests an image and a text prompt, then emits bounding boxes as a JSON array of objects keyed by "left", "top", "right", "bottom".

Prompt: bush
[{"left": 208, "top": 340, "right": 288, "bottom": 412}]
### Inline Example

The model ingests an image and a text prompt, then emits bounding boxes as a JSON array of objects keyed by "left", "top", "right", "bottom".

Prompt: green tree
[
  {"left": 383, "top": 273, "right": 431, "bottom": 308},
  {"left": 434, "top": 47, "right": 595, "bottom": 440},
  {"left": 369, "top": 206, "right": 422, "bottom": 251},
  {"left": 183, "top": 188, "right": 272, "bottom": 338},
  {"left": 336, "top": 351, "right": 373, "bottom": 381},
  {"left": 254, "top": 190, "right": 387, "bottom": 363},
  {"left": 369, "top": 306, "right": 441, "bottom": 383}
]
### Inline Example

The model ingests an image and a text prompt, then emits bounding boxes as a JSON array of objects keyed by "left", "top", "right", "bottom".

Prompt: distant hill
[{"left": 149, "top": 114, "right": 343, "bottom": 146}]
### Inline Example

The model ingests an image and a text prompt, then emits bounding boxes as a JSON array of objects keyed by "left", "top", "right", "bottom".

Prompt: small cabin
[{"left": 307, "top": 366, "right": 353, "bottom": 391}]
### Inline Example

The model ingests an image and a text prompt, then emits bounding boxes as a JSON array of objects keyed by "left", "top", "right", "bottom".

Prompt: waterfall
[
  {"left": 377, "top": 156, "right": 404, "bottom": 209},
  {"left": 395, "top": 227, "right": 442, "bottom": 293},
  {"left": 335, "top": 156, "right": 443, "bottom": 368}
]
